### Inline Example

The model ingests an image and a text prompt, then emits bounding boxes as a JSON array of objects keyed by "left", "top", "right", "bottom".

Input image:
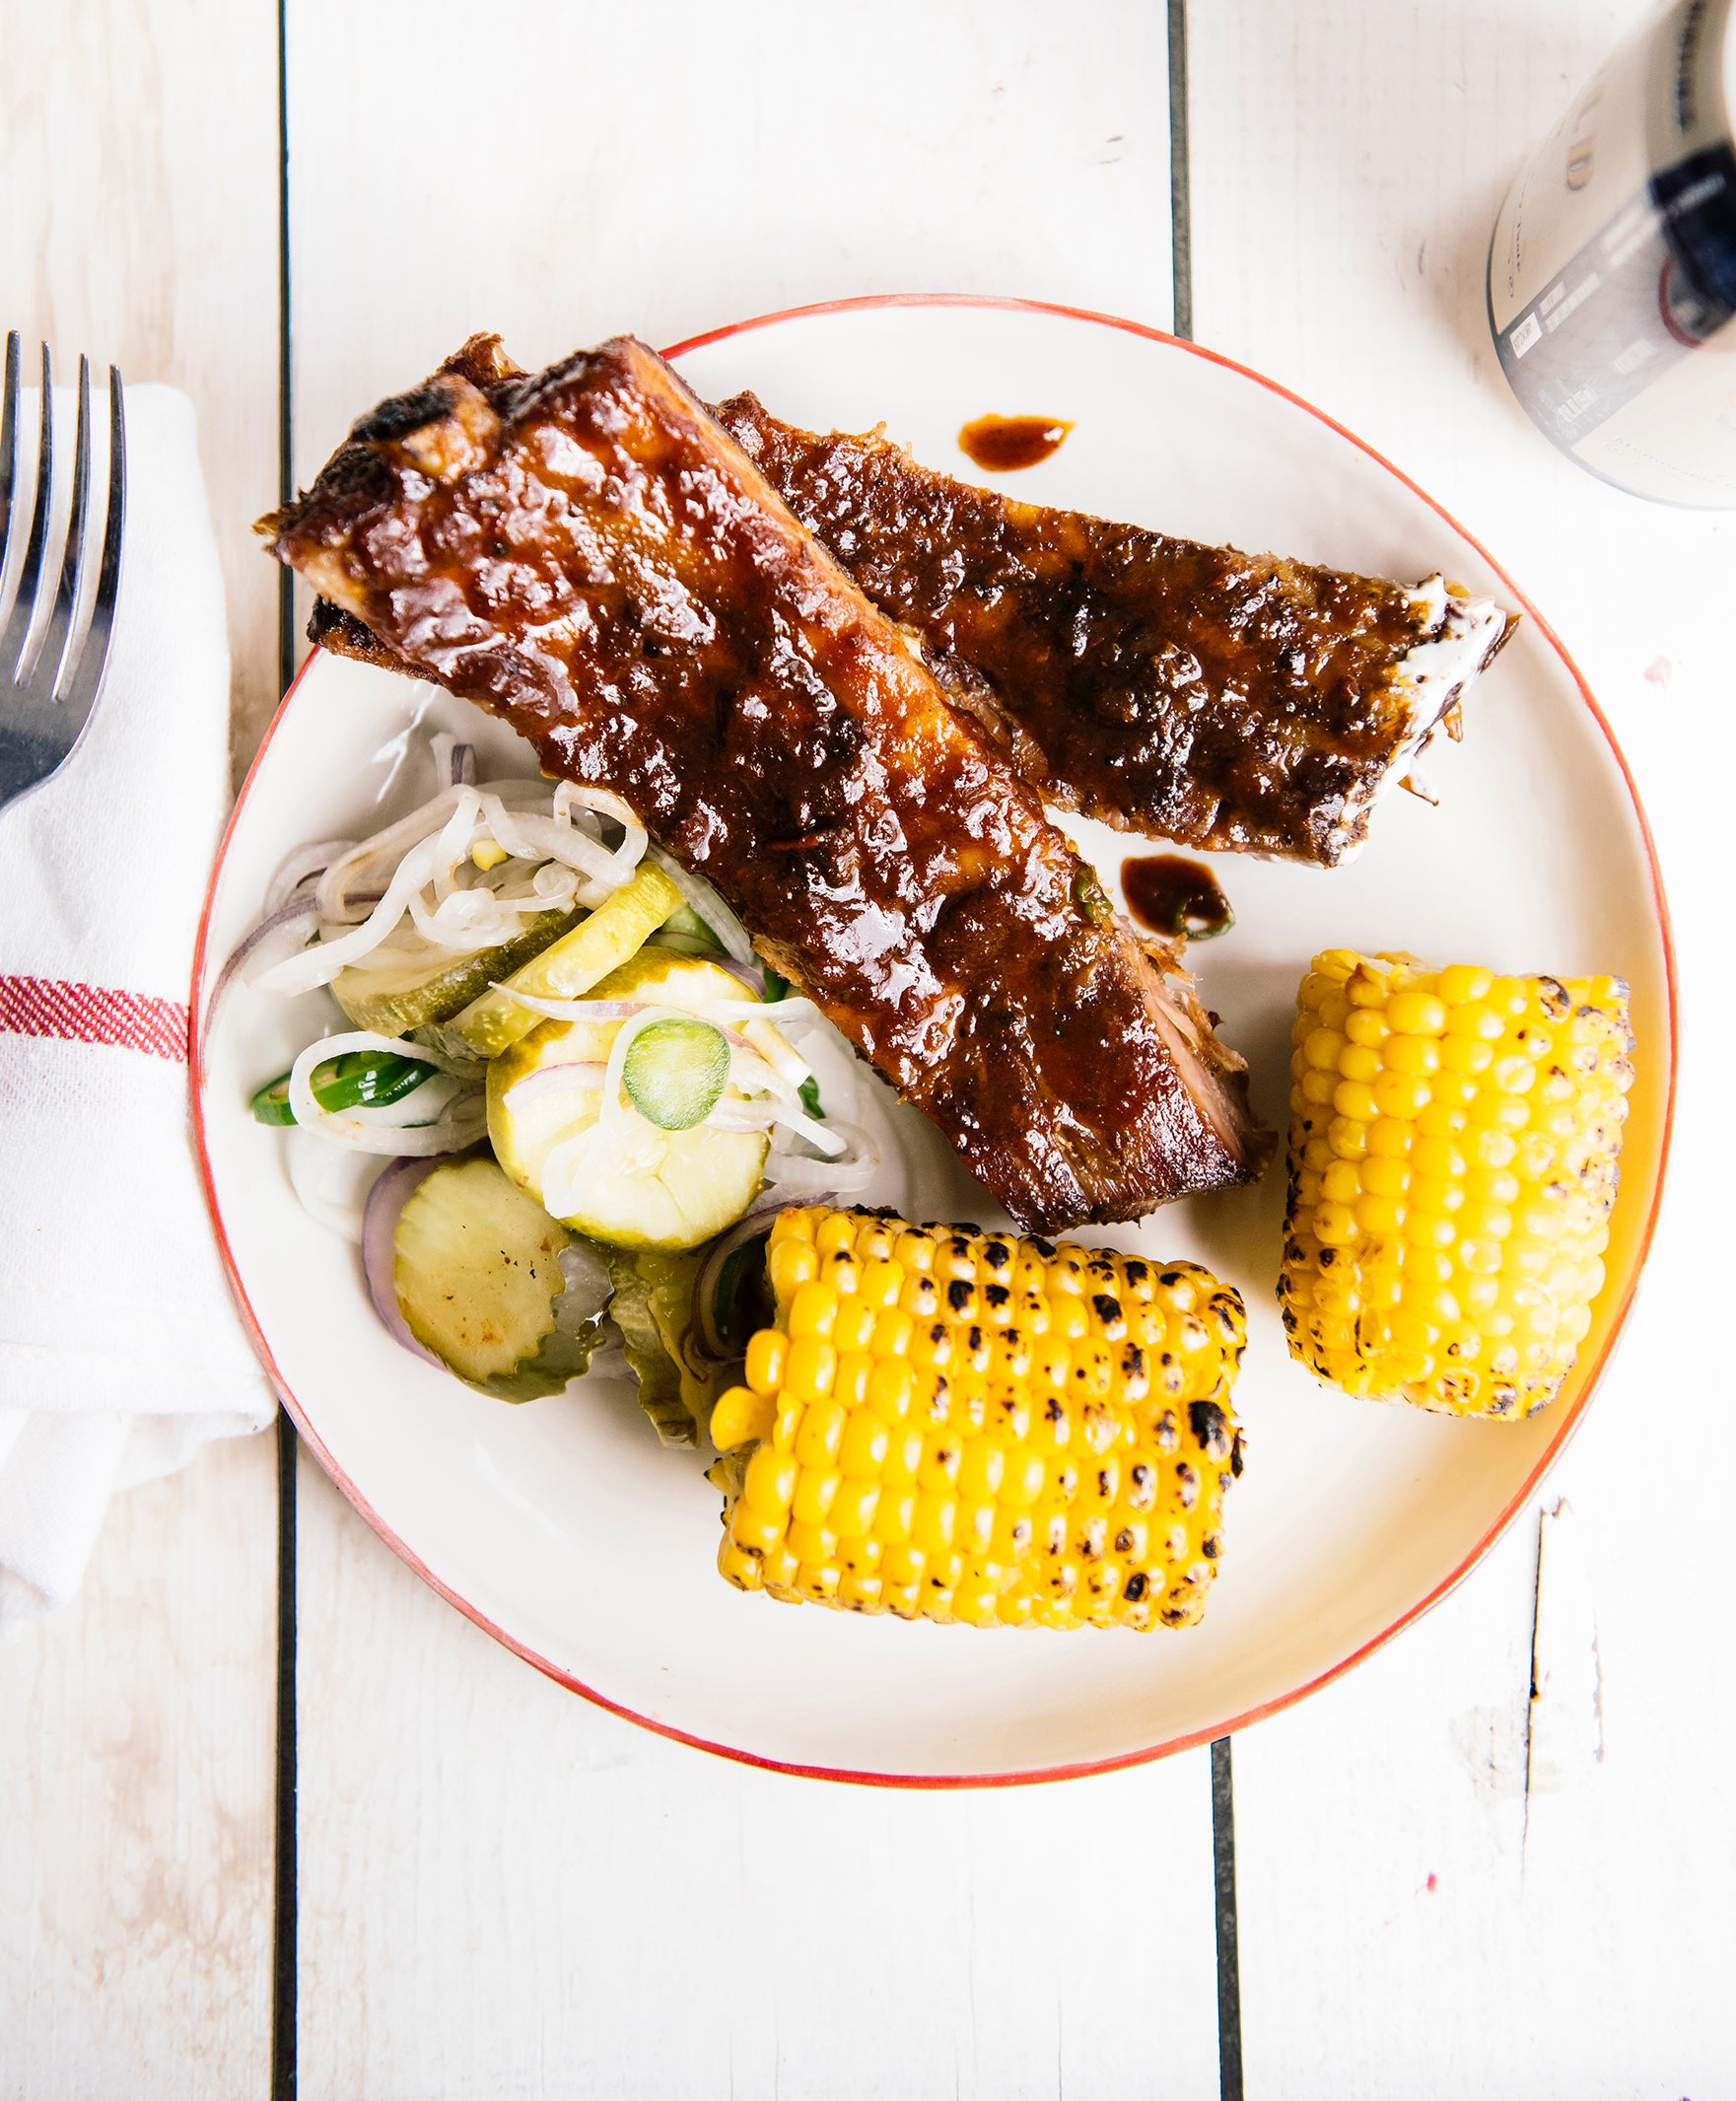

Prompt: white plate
[{"left": 194, "top": 296, "right": 1675, "bottom": 1786}]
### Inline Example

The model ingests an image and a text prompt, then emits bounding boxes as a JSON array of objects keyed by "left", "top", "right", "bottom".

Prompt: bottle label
[{"left": 1493, "top": 143, "right": 1736, "bottom": 457}]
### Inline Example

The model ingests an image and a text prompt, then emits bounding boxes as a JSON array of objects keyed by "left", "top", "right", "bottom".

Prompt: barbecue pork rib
[
  {"left": 712, "top": 393, "right": 1516, "bottom": 868},
  {"left": 261, "top": 335, "right": 1272, "bottom": 1233}
]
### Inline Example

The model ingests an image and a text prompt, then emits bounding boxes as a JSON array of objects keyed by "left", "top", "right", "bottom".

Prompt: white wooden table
[{"left": 4, "top": 3, "right": 1731, "bottom": 2094}]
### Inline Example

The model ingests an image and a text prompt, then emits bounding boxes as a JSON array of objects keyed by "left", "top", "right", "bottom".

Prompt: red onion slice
[
  {"left": 691, "top": 1204, "right": 791, "bottom": 1361},
  {"left": 203, "top": 893, "right": 321, "bottom": 1050},
  {"left": 265, "top": 837, "right": 357, "bottom": 916},
  {"left": 361, "top": 1154, "right": 450, "bottom": 1369}
]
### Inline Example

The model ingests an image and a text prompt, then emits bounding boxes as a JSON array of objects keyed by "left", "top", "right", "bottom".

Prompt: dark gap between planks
[
  {"left": 271, "top": 4, "right": 299, "bottom": 2097},
  {"left": 1165, "top": 4, "right": 1246, "bottom": 2094}
]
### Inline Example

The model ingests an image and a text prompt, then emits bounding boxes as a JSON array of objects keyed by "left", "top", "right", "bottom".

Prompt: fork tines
[{"left": 0, "top": 330, "right": 127, "bottom": 809}]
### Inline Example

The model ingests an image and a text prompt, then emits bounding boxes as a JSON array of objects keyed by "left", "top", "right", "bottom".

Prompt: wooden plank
[
  {"left": 1187, "top": 2, "right": 1736, "bottom": 2090},
  {"left": 292, "top": 1450, "right": 1222, "bottom": 2101},
  {"left": 284, "top": 0, "right": 1177, "bottom": 498},
  {"left": 283, "top": 5, "right": 1224, "bottom": 2092},
  {"left": 0, "top": 4, "right": 282, "bottom": 2092},
  {"left": 0, "top": 0, "right": 284, "bottom": 773},
  {"left": 0, "top": 1433, "right": 278, "bottom": 2101}
]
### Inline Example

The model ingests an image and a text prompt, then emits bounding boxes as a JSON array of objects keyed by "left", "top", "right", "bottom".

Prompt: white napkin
[{"left": 0, "top": 385, "right": 274, "bottom": 1630}]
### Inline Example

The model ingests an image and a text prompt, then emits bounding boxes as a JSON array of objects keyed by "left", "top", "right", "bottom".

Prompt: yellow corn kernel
[
  {"left": 787, "top": 1281, "right": 838, "bottom": 1338},
  {"left": 866, "top": 1357, "right": 915, "bottom": 1421},
  {"left": 1281, "top": 954, "right": 1630, "bottom": 1421},
  {"left": 767, "top": 1237, "right": 818, "bottom": 1298},
  {"left": 831, "top": 1478, "right": 881, "bottom": 1538},
  {"left": 912, "top": 1490, "right": 958, "bottom": 1553},
  {"left": 833, "top": 1350, "right": 873, "bottom": 1408},
  {"left": 792, "top": 1467, "right": 841, "bottom": 1526},
  {"left": 870, "top": 1307, "right": 915, "bottom": 1359},
  {"left": 742, "top": 1445, "right": 798, "bottom": 1518},
  {"left": 785, "top": 1519, "right": 838, "bottom": 1566},
  {"left": 710, "top": 1384, "right": 776, "bottom": 1452},
  {"left": 784, "top": 1338, "right": 837, "bottom": 1404},
  {"left": 794, "top": 1396, "right": 847, "bottom": 1468},
  {"left": 470, "top": 836, "right": 510, "bottom": 873},
  {"left": 744, "top": 1328, "right": 787, "bottom": 1397},
  {"left": 838, "top": 1413, "right": 890, "bottom": 1477}
]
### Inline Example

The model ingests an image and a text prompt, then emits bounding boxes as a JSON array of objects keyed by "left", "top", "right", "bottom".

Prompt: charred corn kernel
[
  {"left": 715, "top": 1208, "right": 1247, "bottom": 1628},
  {"left": 710, "top": 1384, "right": 776, "bottom": 1452},
  {"left": 1280, "top": 952, "right": 1632, "bottom": 1421},
  {"left": 719, "top": 1540, "right": 764, "bottom": 1588},
  {"left": 731, "top": 1509, "right": 786, "bottom": 1556}
]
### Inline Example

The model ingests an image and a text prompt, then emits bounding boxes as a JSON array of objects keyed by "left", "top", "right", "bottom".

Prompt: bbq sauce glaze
[
  {"left": 957, "top": 413, "right": 1073, "bottom": 471},
  {"left": 715, "top": 390, "right": 1447, "bottom": 867},
  {"left": 1121, "top": 854, "right": 1234, "bottom": 940}
]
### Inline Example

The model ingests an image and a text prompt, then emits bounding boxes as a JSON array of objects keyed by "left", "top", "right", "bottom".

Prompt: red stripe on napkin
[{"left": 0, "top": 975, "right": 190, "bottom": 1063}]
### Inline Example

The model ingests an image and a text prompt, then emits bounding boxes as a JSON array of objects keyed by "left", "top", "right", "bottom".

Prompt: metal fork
[{"left": 0, "top": 331, "right": 126, "bottom": 810}]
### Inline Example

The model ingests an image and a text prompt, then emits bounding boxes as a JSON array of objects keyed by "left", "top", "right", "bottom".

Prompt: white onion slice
[
  {"left": 761, "top": 1153, "right": 874, "bottom": 1197},
  {"left": 492, "top": 991, "right": 649, "bottom": 1023},
  {"left": 286, "top": 1030, "right": 486, "bottom": 1156},
  {"left": 485, "top": 800, "right": 631, "bottom": 891},
  {"left": 553, "top": 782, "right": 648, "bottom": 885},
  {"left": 265, "top": 838, "right": 355, "bottom": 916},
  {"left": 699, "top": 996, "right": 823, "bottom": 1027},
  {"left": 312, "top": 785, "right": 467, "bottom": 924},
  {"left": 690, "top": 1204, "right": 789, "bottom": 1361},
  {"left": 647, "top": 847, "right": 755, "bottom": 965},
  {"left": 739, "top": 1016, "right": 812, "bottom": 1089},
  {"left": 501, "top": 1062, "right": 608, "bottom": 1112}
]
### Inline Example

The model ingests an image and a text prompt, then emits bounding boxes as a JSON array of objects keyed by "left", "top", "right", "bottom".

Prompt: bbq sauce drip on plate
[
  {"left": 957, "top": 414, "right": 1073, "bottom": 471},
  {"left": 1121, "top": 854, "right": 1234, "bottom": 940}
]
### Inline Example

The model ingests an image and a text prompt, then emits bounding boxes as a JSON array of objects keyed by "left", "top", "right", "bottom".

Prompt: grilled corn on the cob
[
  {"left": 1279, "top": 949, "right": 1632, "bottom": 1419},
  {"left": 708, "top": 1208, "right": 1247, "bottom": 1629}
]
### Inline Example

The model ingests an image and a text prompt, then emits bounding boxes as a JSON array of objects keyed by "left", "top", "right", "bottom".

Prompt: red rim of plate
[{"left": 192, "top": 291, "right": 1680, "bottom": 1789}]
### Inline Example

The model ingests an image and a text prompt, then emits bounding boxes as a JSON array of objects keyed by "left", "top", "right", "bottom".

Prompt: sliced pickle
[
  {"left": 601, "top": 1244, "right": 731, "bottom": 1446},
  {"left": 331, "top": 904, "right": 583, "bottom": 1037},
  {"left": 487, "top": 949, "right": 769, "bottom": 1251},
  {"left": 621, "top": 1018, "right": 730, "bottom": 1130},
  {"left": 392, "top": 1156, "right": 607, "bottom": 1402},
  {"left": 436, "top": 865, "right": 682, "bottom": 1059}
]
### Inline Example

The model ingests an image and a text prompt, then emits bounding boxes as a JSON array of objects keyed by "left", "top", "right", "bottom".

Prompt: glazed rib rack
[{"left": 261, "top": 334, "right": 1272, "bottom": 1233}]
